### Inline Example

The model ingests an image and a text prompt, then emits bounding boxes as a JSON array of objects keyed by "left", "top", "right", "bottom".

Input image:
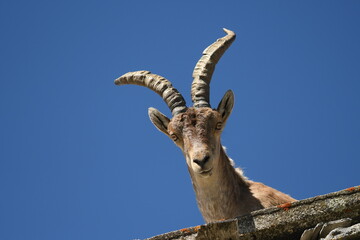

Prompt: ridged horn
[
  {"left": 191, "top": 28, "right": 236, "bottom": 108},
  {"left": 114, "top": 70, "right": 187, "bottom": 116}
]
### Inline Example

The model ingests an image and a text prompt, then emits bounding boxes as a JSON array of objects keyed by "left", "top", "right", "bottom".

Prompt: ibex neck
[{"left": 189, "top": 146, "right": 263, "bottom": 223}]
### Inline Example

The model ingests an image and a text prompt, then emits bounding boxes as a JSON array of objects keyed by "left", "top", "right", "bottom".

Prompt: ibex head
[{"left": 115, "top": 29, "right": 236, "bottom": 177}]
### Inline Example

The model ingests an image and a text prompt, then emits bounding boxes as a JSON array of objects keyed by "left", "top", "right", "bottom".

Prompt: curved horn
[
  {"left": 114, "top": 70, "right": 187, "bottom": 116},
  {"left": 191, "top": 28, "right": 236, "bottom": 108}
]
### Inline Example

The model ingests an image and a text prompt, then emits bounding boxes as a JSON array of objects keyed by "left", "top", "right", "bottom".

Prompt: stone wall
[{"left": 145, "top": 186, "right": 360, "bottom": 240}]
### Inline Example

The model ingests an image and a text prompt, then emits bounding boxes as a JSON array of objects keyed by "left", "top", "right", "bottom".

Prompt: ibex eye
[
  {"left": 170, "top": 134, "right": 178, "bottom": 141},
  {"left": 215, "top": 122, "right": 223, "bottom": 130}
]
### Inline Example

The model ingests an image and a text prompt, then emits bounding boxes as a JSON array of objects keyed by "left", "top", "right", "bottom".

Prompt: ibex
[{"left": 115, "top": 29, "right": 295, "bottom": 223}]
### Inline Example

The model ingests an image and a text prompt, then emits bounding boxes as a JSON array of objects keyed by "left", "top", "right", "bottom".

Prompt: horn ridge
[
  {"left": 191, "top": 28, "right": 236, "bottom": 108},
  {"left": 115, "top": 71, "right": 187, "bottom": 116}
]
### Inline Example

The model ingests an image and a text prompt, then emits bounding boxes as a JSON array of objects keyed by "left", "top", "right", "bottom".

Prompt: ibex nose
[{"left": 193, "top": 156, "right": 210, "bottom": 168}]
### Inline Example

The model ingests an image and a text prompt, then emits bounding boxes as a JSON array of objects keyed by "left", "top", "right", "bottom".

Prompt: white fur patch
[{"left": 222, "top": 146, "right": 248, "bottom": 180}]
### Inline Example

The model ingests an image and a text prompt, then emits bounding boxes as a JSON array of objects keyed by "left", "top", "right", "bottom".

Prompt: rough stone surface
[
  {"left": 323, "top": 223, "right": 360, "bottom": 240},
  {"left": 300, "top": 218, "right": 353, "bottom": 240},
  {"left": 319, "top": 218, "right": 353, "bottom": 237},
  {"left": 301, "top": 222, "right": 324, "bottom": 240},
  {"left": 145, "top": 186, "right": 360, "bottom": 240}
]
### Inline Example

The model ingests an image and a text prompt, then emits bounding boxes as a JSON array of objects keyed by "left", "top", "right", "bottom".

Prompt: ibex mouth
[{"left": 199, "top": 168, "right": 213, "bottom": 177}]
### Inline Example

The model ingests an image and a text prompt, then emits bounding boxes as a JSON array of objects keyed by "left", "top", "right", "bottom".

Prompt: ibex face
[
  {"left": 170, "top": 108, "right": 221, "bottom": 177},
  {"left": 148, "top": 90, "right": 234, "bottom": 177},
  {"left": 115, "top": 28, "right": 236, "bottom": 175}
]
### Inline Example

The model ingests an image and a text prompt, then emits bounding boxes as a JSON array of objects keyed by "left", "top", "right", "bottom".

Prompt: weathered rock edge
[{"left": 145, "top": 186, "right": 360, "bottom": 240}]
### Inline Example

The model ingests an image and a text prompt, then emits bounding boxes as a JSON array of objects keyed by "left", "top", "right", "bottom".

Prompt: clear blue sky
[{"left": 1, "top": 1, "right": 359, "bottom": 239}]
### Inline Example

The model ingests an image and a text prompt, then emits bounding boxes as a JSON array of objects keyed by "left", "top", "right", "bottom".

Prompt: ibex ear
[
  {"left": 217, "top": 90, "right": 235, "bottom": 124},
  {"left": 148, "top": 107, "right": 170, "bottom": 136}
]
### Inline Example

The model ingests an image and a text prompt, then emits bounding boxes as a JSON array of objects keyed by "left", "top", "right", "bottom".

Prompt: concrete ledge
[{"left": 146, "top": 186, "right": 360, "bottom": 240}]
